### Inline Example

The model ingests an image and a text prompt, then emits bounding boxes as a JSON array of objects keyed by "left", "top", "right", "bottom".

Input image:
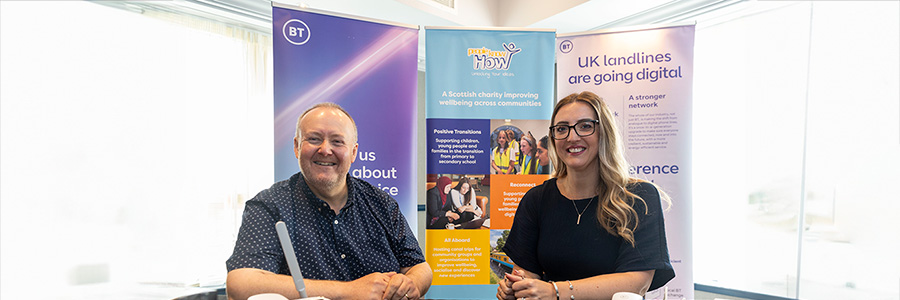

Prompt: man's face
[{"left": 294, "top": 107, "right": 358, "bottom": 194}]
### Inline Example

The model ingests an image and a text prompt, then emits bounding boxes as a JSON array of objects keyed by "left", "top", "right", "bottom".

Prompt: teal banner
[{"left": 424, "top": 27, "right": 555, "bottom": 300}]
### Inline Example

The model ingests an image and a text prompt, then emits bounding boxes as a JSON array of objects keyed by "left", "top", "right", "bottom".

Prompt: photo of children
[
  {"left": 425, "top": 174, "right": 491, "bottom": 229},
  {"left": 489, "top": 128, "right": 516, "bottom": 175},
  {"left": 490, "top": 119, "right": 553, "bottom": 175}
]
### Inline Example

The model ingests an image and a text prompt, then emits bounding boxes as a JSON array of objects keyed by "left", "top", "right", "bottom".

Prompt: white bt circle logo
[{"left": 283, "top": 19, "right": 311, "bottom": 45}]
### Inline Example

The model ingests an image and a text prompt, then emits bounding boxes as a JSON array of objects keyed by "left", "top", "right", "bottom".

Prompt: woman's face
[
  {"left": 498, "top": 131, "right": 508, "bottom": 147},
  {"left": 552, "top": 101, "right": 600, "bottom": 173},
  {"left": 520, "top": 139, "right": 533, "bottom": 156},
  {"left": 460, "top": 182, "right": 470, "bottom": 194},
  {"left": 537, "top": 145, "right": 550, "bottom": 165},
  {"left": 443, "top": 183, "right": 453, "bottom": 194}
]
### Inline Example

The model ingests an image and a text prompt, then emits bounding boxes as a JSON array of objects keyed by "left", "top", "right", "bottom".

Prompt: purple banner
[{"left": 272, "top": 6, "right": 419, "bottom": 228}]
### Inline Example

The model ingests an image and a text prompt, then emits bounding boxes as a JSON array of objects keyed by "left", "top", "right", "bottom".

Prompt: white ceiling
[
  {"left": 97, "top": 0, "right": 751, "bottom": 69},
  {"left": 272, "top": 0, "right": 680, "bottom": 32},
  {"left": 104, "top": 0, "right": 747, "bottom": 34}
]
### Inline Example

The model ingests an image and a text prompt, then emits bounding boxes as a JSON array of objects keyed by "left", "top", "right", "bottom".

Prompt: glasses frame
[{"left": 549, "top": 119, "right": 600, "bottom": 140}]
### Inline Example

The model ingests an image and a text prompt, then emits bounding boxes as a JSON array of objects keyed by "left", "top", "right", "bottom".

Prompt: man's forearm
[
  {"left": 401, "top": 262, "right": 433, "bottom": 296},
  {"left": 227, "top": 268, "right": 302, "bottom": 300},
  {"left": 226, "top": 268, "right": 350, "bottom": 300}
]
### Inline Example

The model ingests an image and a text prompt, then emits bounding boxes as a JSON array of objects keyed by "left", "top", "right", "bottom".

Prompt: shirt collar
[{"left": 293, "top": 172, "right": 356, "bottom": 211}]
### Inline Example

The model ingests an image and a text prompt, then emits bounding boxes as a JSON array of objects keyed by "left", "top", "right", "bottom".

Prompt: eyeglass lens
[{"left": 551, "top": 120, "right": 596, "bottom": 139}]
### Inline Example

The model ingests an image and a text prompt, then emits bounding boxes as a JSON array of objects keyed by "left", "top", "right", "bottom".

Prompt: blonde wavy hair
[{"left": 548, "top": 91, "right": 669, "bottom": 246}]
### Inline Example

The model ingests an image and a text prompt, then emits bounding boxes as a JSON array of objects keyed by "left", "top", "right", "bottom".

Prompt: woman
[
  {"left": 491, "top": 130, "right": 516, "bottom": 174},
  {"left": 426, "top": 176, "right": 459, "bottom": 229},
  {"left": 497, "top": 92, "right": 675, "bottom": 300},
  {"left": 517, "top": 131, "right": 538, "bottom": 175},
  {"left": 452, "top": 178, "right": 483, "bottom": 220},
  {"left": 535, "top": 135, "right": 551, "bottom": 175},
  {"left": 506, "top": 129, "right": 520, "bottom": 172}
]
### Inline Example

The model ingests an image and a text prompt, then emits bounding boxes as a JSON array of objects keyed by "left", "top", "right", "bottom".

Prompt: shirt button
[
  {"left": 340, "top": 254, "right": 346, "bottom": 259},
  {"left": 334, "top": 220, "right": 339, "bottom": 224}
]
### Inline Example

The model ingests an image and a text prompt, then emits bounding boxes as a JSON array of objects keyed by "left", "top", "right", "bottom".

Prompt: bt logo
[
  {"left": 282, "top": 19, "right": 311, "bottom": 45},
  {"left": 559, "top": 40, "right": 573, "bottom": 53}
]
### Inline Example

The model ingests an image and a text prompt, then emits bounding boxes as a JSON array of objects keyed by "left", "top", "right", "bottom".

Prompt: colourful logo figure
[{"left": 467, "top": 43, "right": 522, "bottom": 70}]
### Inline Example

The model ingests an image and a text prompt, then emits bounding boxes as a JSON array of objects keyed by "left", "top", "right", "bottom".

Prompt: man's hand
[
  {"left": 345, "top": 272, "right": 396, "bottom": 300},
  {"left": 382, "top": 273, "right": 420, "bottom": 300}
]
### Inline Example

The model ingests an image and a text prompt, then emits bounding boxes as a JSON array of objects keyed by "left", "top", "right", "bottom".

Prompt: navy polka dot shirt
[{"left": 226, "top": 172, "right": 425, "bottom": 281}]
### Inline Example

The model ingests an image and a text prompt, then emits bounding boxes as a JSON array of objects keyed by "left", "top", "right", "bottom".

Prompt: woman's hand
[
  {"left": 507, "top": 270, "right": 554, "bottom": 300},
  {"left": 496, "top": 272, "right": 523, "bottom": 300},
  {"left": 445, "top": 211, "right": 460, "bottom": 222},
  {"left": 510, "top": 279, "right": 554, "bottom": 300}
]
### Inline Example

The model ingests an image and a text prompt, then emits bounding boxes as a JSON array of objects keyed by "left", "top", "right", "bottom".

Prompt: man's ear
[
  {"left": 293, "top": 137, "right": 300, "bottom": 159},
  {"left": 350, "top": 143, "right": 358, "bottom": 163}
]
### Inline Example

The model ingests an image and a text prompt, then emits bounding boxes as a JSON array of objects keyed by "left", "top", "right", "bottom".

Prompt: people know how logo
[
  {"left": 467, "top": 43, "right": 522, "bottom": 71},
  {"left": 282, "top": 19, "right": 311, "bottom": 45}
]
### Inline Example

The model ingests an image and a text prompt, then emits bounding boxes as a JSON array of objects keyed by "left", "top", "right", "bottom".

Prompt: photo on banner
[
  {"left": 424, "top": 27, "right": 555, "bottom": 299},
  {"left": 556, "top": 24, "right": 695, "bottom": 300},
  {"left": 271, "top": 5, "right": 419, "bottom": 230}
]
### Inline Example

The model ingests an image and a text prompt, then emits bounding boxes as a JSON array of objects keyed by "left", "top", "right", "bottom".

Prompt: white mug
[
  {"left": 248, "top": 294, "right": 330, "bottom": 300},
  {"left": 612, "top": 291, "right": 644, "bottom": 300},
  {"left": 248, "top": 294, "right": 289, "bottom": 300}
]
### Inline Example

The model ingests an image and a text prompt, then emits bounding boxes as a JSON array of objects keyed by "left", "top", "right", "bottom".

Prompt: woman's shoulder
[
  {"left": 521, "top": 178, "right": 557, "bottom": 200},
  {"left": 628, "top": 179, "right": 659, "bottom": 198},
  {"left": 627, "top": 179, "right": 664, "bottom": 213}
]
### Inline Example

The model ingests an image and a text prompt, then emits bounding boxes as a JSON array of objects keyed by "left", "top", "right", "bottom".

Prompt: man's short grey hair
[{"left": 294, "top": 102, "right": 358, "bottom": 143}]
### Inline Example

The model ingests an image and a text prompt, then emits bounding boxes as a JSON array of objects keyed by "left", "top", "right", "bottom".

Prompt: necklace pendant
[{"left": 576, "top": 214, "right": 582, "bottom": 225}]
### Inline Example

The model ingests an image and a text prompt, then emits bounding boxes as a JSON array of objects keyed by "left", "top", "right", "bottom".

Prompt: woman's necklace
[
  {"left": 558, "top": 177, "right": 599, "bottom": 225},
  {"left": 571, "top": 196, "right": 596, "bottom": 225}
]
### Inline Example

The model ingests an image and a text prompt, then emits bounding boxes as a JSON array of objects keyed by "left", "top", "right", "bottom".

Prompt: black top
[
  {"left": 226, "top": 172, "right": 425, "bottom": 281},
  {"left": 502, "top": 178, "right": 675, "bottom": 291},
  {"left": 425, "top": 186, "right": 455, "bottom": 229}
]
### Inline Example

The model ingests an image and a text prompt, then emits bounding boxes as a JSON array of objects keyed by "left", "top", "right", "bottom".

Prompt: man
[
  {"left": 226, "top": 103, "right": 432, "bottom": 300},
  {"left": 535, "top": 135, "right": 551, "bottom": 175}
]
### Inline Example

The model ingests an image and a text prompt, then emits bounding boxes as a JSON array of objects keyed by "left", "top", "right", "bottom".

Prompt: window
[
  {"left": 692, "top": 2, "right": 899, "bottom": 299},
  {"left": 0, "top": 1, "right": 273, "bottom": 297}
]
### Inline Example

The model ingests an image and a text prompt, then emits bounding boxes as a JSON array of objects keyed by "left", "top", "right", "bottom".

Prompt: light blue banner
[
  {"left": 424, "top": 28, "right": 555, "bottom": 300},
  {"left": 426, "top": 29, "right": 555, "bottom": 120}
]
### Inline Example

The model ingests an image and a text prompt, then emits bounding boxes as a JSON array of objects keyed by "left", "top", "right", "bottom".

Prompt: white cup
[
  {"left": 248, "top": 294, "right": 330, "bottom": 300},
  {"left": 612, "top": 291, "right": 644, "bottom": 300},
  {"left": 248, "top": 294, "right": 289, "bottom": 300}
]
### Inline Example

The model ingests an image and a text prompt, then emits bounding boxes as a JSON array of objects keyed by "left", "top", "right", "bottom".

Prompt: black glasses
[{"left": 549, "top": 120, "right": 599, "bottom": 140}]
